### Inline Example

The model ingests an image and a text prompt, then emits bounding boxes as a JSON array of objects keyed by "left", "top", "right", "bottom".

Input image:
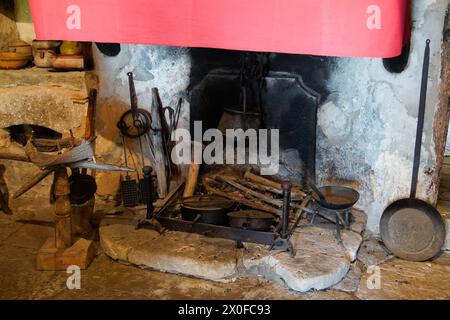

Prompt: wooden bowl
[{"left": 0, "top": 52, "right": 31, "bottom": 69}]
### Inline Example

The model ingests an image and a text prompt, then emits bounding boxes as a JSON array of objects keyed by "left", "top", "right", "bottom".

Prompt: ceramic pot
[
  {"left": 0, "top": 52, "right": 31, "bottom": 70},
  {"left": 34, "top": 48, "right": 57, "bottom": 68},
  {"left": 60, "top": 41, "right": 83, "bottom": 55},
  {"left": 8, "top": 40, "right": 32, "bottom": 57}
]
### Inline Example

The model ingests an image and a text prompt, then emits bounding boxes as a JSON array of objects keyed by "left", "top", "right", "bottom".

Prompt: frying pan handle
[
  {"left": 410, "top": 39, "right": 430, "bottom": 198},
  {"left": 309, "top": 182, "right": 326, "bottom": 201}
]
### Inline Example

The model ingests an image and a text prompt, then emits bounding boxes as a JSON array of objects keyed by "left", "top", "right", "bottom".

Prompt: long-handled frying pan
[{"left": 380, "top": 40, "right": 446, "bottom": 262}]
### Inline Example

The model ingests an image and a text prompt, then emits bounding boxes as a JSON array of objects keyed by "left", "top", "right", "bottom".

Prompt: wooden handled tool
[
  {"left": 183, "top": 163, "right": 200, "bottom": 198},
  {"left": 82, "top": 89, "right": 97, "bottom": 175}
]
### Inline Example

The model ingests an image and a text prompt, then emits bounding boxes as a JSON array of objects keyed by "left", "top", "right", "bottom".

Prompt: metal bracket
[{"left": 270, "top": 237, "right": 295, "bottom": 257}]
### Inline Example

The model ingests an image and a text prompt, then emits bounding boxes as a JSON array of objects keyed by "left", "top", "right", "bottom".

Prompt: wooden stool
[{"left": 36, "top": 168, "right": 95, "bottom": 271}]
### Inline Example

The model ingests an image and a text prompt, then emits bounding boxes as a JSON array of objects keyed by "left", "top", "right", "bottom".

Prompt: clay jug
[{"left": 60, "top": 41, "right": 83, "bottom": 55}]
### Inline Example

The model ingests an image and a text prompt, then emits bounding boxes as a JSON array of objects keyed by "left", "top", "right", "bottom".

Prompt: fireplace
[
  {"left": 0, "top": 0, "right": 448, "bottom": 299},
  {"left": 188, "top": 49, "right": 333, "bottom": 185}
]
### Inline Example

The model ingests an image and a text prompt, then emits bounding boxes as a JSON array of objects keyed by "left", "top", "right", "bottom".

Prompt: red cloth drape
[{"left": 29, "top": 0, "right": 409, "bottom": 58}]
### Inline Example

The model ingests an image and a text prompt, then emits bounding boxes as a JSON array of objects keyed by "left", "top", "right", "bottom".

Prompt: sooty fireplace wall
[{"left": 188, "top": 49, "right": 334, "bottom": 184}]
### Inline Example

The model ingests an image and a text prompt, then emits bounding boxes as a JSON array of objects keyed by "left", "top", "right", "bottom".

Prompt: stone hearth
[{"left": 100, "top": 209, "right": 366, "bottom": 292}]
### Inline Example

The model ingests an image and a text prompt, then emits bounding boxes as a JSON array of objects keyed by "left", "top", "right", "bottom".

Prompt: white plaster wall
[
  {"left": 14, "top": 0, "right": 35, "bottom": 43},
  {"left": 93, "top": 45, "right": 191, "bottom": 199},
  {"left": 317, "top": 0, "right": 448, "bottom": 232}
]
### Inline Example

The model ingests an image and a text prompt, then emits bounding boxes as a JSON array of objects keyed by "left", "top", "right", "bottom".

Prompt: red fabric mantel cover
[{"left": 29, "top": 0, "right": 409, "bottom": 58}]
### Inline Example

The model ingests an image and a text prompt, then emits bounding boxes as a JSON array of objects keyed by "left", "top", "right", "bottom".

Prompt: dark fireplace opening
[{"left": 187, "top": 49, "right": 334, "bottom": 184}]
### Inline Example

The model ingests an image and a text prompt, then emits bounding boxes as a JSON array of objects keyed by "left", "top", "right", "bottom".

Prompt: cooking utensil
[
  {"left": 183, "top": 163, "right": 201, "bottom": 198},
  {"left": 141, "top": 166, "right": 155, "bottom": 219},
  {"left": 217, "top": 87, "right": 262, "bottom": 134},
  {"left": 310, "top": 184, "right": 359, "bottom": 211},
  {"left": 218, "top": 52, "right": 265, "bottom": 134},
  {"left": 81, "top": 89, "right": 97, "bottom": 177},
  {"left": 181, "top": 195, "right": 235, "bottom": 225},
  {"left": 120, "top": 135, "right": 140, "bottom": 207},
  {"left": 227, "top": 210, "right": 275, "bottom": 231},
  {"left": 117, "top": 72, "right": 153, "bottom": 138},
  {"left": 309, "top": 182, "right": 326, "bottom": 202},
  {"left": 380, "top": 39, "right": 446, "bottom": 262}
]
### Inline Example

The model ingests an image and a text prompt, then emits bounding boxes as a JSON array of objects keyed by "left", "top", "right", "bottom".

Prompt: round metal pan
[
  {"left": 380, "top": 198, "right": 446, "bottom": 261},
  {"left": 311, "top": 186, "right": 359, "bottom": 210}
]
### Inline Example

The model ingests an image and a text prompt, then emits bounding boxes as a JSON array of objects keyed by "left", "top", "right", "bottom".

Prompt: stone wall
[
  {"left": 92, "top": 45, "right": 191, "bottom": 201},
  {"left": 0, "top": 0, "right": 19, "bottom": 51},
  {"left": 0, "top": 69, "right": 91, "bottom": 220}
]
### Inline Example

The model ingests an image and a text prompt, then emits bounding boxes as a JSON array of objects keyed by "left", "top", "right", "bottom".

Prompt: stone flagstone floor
[{"left": 0, "top": 212, "right": 449, "bottom": 300}]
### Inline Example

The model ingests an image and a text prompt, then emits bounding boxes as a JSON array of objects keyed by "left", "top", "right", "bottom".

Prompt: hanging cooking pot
[
  {"left": 227, "top": 210, "right": 275, "bottom": 231},
  {"left": 380, "top": 40, "right": 446, "bottom": 262},
  {"left": 217, "top": 87, "right": 262, "bottom": 134},
  {"left": 181, "top": 195, "right": 235, "bottom": 225}
]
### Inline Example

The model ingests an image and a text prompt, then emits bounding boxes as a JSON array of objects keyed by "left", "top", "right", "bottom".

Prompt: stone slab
[
  {"left": 100, "top": 215, "right": 364, "bottom": 292},
  {"left": 332, "top": 262, "right": 363, "bottom": 293},
  {"left": 357, "top": 237, "right": 394, "bottom": 267},
  {"left": 241, "top": 226, "right": 362, "bottom": 292},
  {"left": 100, "top": 221, "right": 239, "bottom": 282}
]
